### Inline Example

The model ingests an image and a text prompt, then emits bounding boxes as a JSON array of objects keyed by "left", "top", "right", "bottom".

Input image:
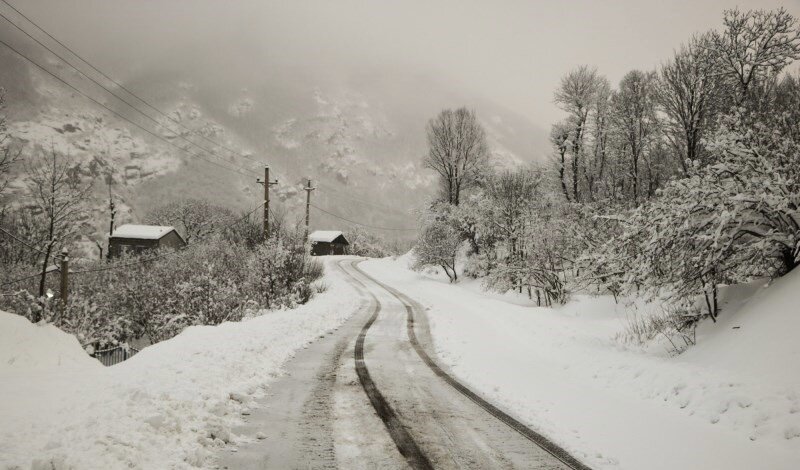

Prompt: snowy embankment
[
  {"left": 361, "top": 255, "right": 800, "bottom": 470},
  {"left": 0, "top": 257, "right": 360, "bottom": 469}
]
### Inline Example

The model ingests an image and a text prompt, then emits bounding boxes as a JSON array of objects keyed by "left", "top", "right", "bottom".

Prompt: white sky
[{"left": 5, "top": 0, "right": 800, "bottom": 129}]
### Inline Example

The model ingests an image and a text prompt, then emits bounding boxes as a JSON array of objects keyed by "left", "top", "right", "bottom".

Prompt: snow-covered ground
[
  {"left": 361, "top": 255, "right": 800, "bottom": 470},
  {"left": 0, "top": 258, "right": 360, "bottom": 470}
]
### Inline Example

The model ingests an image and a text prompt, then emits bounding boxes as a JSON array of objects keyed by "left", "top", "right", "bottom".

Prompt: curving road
[{"left": 219, "top": 258, "right": 589, "bottom": 469}]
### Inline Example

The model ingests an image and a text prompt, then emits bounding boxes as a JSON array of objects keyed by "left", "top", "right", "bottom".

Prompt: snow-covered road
[
  {"left": 221, "top": 258, "right": 583, "bottom": 469},
  {"left": 360, "top": 256, "right": 800, "bottom": 470}
]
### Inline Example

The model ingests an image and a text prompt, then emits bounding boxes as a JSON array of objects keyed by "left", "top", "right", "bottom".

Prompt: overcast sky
[{"left": 4, "top": 0, "right": 800, "bottom": 129}]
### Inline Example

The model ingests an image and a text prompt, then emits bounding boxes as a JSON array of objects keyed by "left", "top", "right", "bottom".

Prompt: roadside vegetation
[
  {"left": 0, "top": 137, "right": 324, "bottom": 351},
  {"left": 414, "top": 7, "right": 800, "bottom": 349}
]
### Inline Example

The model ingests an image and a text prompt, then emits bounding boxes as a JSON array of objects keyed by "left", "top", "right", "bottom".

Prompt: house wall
[
  {"left": 160, "top": 231, "right": 186, "bottom": 250},
  {"left": 108, "top": 238, "right": 159, "bottom": 258},
  {"left": 311, "top": 242, "right": 349, "bottom": 256}
]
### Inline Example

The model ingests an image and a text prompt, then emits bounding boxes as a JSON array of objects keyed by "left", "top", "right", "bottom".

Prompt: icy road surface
[{"left": 220, "top": 258, "right": 584, "bottom": 469}]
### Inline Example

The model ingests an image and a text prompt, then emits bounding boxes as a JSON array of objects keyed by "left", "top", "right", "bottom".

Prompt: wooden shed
[
  {"left": 309, "top": 230, "right": 349, "bottom": 256},
  {"left": 108, "top": 224, "right": 186, "bottom": 258}
]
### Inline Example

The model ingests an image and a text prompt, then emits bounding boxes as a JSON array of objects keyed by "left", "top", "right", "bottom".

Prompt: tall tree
[
  {"left": 25, "top": 146, "right": 91, "bottom": 299},
  {"left": 424, "top": 108, "right": 489, "bottom": 206},
  {"left": 554, "top": 65, "right": 605, "bottom": 202},
  {"left": 610, "top": 70, "right": 660, "bottom": 203},
  {"left": 658, "top": 34, "right": 722, "bottom": 171},
  {"left": 587, "top": 78, "right": 612, "bottom": 200},
  {"left": 486, "top": 168, "right": 541, "bottom": 259},
  {"left": 708, "top": 8, "right": 800, "bottom": 104},
  {"left": 549, "top": 120, "right": 572, "bottom": 201}
]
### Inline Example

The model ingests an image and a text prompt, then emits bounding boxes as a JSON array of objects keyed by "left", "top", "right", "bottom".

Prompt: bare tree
[
  {"left": 145, "top": 198, "right": 236, "bottom": 244},
  {"left": 26, "top": 146, "right": 91, "bottom": 298},
  {"left": 587, "top": 78, "right": 612, "bottom": 200},
  {"left": 549, "top": 120, "right": 572, "bottom": 201},
  {"left": 658, "top": 34, "right": 722, "bottom": 171},
  {"left": 610, "top": 70, "right": 660, "bottom": 204},
  {"left": 708, "top": 8, "right": 800, "bottom": 104},
  {"left": 554, "top": 66, "right": 605, "bottom": 202},
  {"left": 424, "top": 107, "right": 489, "bottom": 206},
  {"left": 486, "top": 168, "right": 541, "bottom": 259}
]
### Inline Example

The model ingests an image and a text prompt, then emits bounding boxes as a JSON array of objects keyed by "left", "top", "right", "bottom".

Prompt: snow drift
[{"left": 0, "top": 311, "right": 100, "bottom": 372}]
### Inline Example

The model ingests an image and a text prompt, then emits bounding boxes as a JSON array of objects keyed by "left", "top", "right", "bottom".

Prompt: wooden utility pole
[
  {"left": 304, "top": 178, "right": 315, "bottom": 241},
  {"left": 107, "top": 180, "right": 116, "bottom": 259},
  {"left": 59, "top": 248, "right": 68, "bottom": 312},
  {"left": 256, "top": 165, "right": 278, "bottom": 240}
]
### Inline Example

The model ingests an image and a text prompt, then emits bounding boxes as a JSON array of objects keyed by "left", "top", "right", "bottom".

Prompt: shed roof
[
  {"left": 309, "top": 230, "right": 348, "bottom": 244},
  {"left": 111, "top": 224, "right": 177, "bottom": 240}
]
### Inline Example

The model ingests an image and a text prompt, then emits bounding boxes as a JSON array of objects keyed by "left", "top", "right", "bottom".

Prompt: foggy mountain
[{"left": 0, "top": 46, "right": 549, "bottom": 251}]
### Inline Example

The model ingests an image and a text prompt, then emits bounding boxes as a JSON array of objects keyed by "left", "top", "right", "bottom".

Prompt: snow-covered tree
[
  {"left": 553, "top": 66, "right": 607, "bottom": 202},
  {"left": 708, "top": 8, "right": 800, "bottom": 104},
  {"left": 610, "top": 70, "right": 662, "bottom": 202},
  {"left": 146, "top": 198, "right": 236, "bottom": 244},
  {"left": 25, "top": 146, "right": 91, "bottom": 300},
  {"left": 413, "top": 215, "right": 461, "bottom": 282},
  {"left": 658, "top": 33, "right": 724, "bottom": 171},
  {"left": 423, "top": 107, "right": 490, "bottom": 206}
]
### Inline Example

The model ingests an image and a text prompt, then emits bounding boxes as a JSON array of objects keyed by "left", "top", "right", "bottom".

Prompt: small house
[
  {"left": 108, "top": 224, "right": 186, "bottom": 258},
  {"left": 309, "top": 230, "right": 349, "bottom": 256}
]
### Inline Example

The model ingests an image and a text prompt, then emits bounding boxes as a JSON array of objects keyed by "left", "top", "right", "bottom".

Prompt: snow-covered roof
[
  {"left": 111, "top": 224, "right": 176, "bottom": 240},
  {"left": 308, "top": 230, "right": 346, "bottom": 243}
]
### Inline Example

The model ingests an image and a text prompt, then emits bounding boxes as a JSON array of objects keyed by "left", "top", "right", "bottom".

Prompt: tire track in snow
[
  {"left": 338, "top": 259, "right": 435, "bottom": 470},
  {"left": 350, "top": 261, "right": 593, "bottom": 470}
]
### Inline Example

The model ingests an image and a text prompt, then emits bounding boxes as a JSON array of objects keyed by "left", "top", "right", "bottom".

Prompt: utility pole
[
  {"left": 106, "top": 175, "right": 116, "bottom": 259},
  {"left": 256, "top": 165, "right": 278, "bottom": 240},
  {"left": 59, "top": 248, "right": 68, "bottom": 315},
  {"left": 304, "top": 178, "right": 315, "bottom": 241}
]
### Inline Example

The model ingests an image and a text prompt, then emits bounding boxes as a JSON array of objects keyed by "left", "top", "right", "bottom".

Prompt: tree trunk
[{"left": 559, "top": 150, "right": 570, "bottom": 201}]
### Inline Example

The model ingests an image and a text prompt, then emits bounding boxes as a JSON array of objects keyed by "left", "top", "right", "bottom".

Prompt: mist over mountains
[{"left": 0, "top": 42, "right": 548, "bottom": 251}]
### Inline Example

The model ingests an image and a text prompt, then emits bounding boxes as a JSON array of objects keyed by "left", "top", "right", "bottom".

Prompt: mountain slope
[{"left": 1, "top": 48, "right": 549, "bottom": 253}]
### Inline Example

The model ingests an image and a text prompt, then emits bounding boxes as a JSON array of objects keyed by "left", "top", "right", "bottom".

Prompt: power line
[
  {"left": 0, "top": 38, "right": 256, "bottom": 179},
  {"left": 315, "top": 181, "right": 412, "bottom": 215},
  {"left": 309, "top": 203, "right": 417, "bottom": 231},
  {"left": 0, "top": 9, "right": 260, "bottom": 176},
  {"left": 0, "top": 270, "right": 45, "bottom": 289},
  {"left": 1, "top": 0, "right": 257, "bottom": 164},
  {"left": 0, "top": 226, "right": 62, "bottom": 259}
]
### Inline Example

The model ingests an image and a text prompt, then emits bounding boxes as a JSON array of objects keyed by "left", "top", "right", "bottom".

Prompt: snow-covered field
[
  {"left": 361, "top": 255, "right": 800, "bottom": 470},
  {"left": 0, "top": 258, "right": 359, "bottom": 470}
]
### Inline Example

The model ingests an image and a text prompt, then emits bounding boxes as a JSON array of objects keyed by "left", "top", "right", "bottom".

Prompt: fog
[{"left": 3, "top": 0, "right": 799, "bottom": 129}]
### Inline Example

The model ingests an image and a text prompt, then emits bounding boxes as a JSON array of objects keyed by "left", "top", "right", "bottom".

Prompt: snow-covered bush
[
  {"left": 346, "top": 226, "right": 395, "bottom": 258},
  {"left": 413, "top": 215, "right": 461, "bottom": 282},
  {"left": 616, "top": 303, "right": 699, "bottom": 354},
  {"left": 585, "top": 109, "right": 800, "bottom": 321},
  {"left": 246, "top": 238, "right": 322, "bottom": 309},
  {"left": 1, "top": 234, "right": 324, "bottom": 348}
]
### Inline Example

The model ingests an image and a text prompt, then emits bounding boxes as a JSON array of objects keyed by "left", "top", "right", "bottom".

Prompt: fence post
[{"left": 60, "top": 248, "right": 68, "bottom": 314}]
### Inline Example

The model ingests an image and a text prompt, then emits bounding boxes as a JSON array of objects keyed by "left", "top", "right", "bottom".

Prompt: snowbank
[
  {"left": 686, "top": 268, "right": 800, "bottom": 387},
  {"left": 0, "top": 312, "right": 100, "bottom": 372},
  {"left": 361, "top": 257, "right": 800, "bottom": 470},
  {"left": 0, "top": 257, "right": 361, "bottom": 469}
]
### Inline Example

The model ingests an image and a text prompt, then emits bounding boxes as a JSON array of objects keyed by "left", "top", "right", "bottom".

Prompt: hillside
[{"left": 0, "top": 47, "right": 549, "bottom": 255}]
